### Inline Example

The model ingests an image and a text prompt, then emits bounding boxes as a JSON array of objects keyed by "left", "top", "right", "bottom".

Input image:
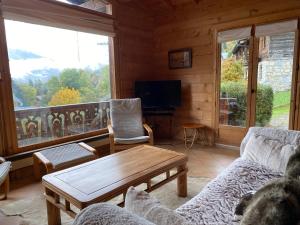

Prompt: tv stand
[
  {"left": 142, "top": 108, "right": 175, "bottom": 139},
  {"left": 143, "top": 107, "right": 175, "bottom": 114}
]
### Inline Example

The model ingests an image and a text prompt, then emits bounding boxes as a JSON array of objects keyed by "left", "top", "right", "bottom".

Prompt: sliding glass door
[
  {"left": 217, "top": 20, "right": 299, "bottom": 146},
  {"left": 217, "top": 27, "right": 252, "bottom": 145},
  {"left": 219, "top": 38, "right": 250, "bottom": 127}
]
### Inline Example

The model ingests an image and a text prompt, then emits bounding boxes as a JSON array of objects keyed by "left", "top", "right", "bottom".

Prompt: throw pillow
[
  {"left": 242, "top": 134, "right": 299, "bottom": 173},
  {"left": 125, "top": 187, "right": 192, "bottom": 225}
]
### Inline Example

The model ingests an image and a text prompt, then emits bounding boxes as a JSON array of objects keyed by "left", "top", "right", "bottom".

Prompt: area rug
[{"left": 0, "top": 176, "right": 211, "bottom": 225}]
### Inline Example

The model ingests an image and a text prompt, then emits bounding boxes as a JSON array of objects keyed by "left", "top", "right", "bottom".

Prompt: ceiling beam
[{"left": 194, "top": 0, "right": 200, "bottom": 4}]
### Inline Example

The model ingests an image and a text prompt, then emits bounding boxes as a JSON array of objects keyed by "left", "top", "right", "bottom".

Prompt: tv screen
[{"left": 135, "top": 80, "right": 181, "bottom": 109}]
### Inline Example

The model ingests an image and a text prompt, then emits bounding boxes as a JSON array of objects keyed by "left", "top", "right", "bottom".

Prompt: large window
[
  {"left": 0, "top": 0, "right": 116, "bottom": 155},
  {"left": 5, "top": 20, "right": 111, "bottom": 147}
]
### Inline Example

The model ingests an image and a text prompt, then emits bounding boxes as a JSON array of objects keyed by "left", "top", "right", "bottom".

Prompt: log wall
[{"left": 114, "top": 2, "right": 155, "bottom": 98}]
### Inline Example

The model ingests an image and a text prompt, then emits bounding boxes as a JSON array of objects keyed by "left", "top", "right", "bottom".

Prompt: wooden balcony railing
[{"left": 15, "top": 101, "right": 110, "bottom": 147}]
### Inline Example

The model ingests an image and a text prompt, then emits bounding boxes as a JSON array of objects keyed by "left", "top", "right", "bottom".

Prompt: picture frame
[{"left": 168, "top": 48, "right": 192, "bottom": 69}]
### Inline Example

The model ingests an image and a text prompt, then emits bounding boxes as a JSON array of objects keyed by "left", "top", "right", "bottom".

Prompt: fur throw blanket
[{"left": 236, "top": 151, "right": 300, "bottom": 225}]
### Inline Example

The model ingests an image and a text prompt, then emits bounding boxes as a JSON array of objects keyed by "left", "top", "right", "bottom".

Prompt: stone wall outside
[{"left": 258, "top": 59, "right": 293, "bottom": 92}]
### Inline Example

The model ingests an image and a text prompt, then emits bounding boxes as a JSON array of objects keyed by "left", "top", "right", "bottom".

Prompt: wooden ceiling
[{"left": 116, "top": 0, "right": 201, "bottom": 15}]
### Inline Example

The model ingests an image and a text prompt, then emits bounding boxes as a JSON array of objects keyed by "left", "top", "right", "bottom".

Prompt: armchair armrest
[
  {"left": 143, "top": 124, "right": 154, "bottom": 145},
  {"left": 107, "top": 124, "right": 115, "bottom": 154}
]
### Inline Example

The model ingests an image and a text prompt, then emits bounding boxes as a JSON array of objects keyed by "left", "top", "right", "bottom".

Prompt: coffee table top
[{"left": 42, "top": 145, "right": 187, "bottom": 208}]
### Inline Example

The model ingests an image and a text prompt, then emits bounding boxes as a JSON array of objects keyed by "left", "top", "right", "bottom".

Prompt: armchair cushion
[
  {"left": 110, "top": 98, "right": 144, "bottom": 139},
  {"left": 114, "top": 136, "right": 150, "bottom": 144},
  {"left": 0, "top": 161, "right": 11, "bottom": 185}
]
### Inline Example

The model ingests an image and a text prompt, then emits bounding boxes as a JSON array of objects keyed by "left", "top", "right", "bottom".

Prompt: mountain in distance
[
  {"left": 9, "top": 48, "right": 108, "bottom": 82},
  {"left": 8, "top": 49, "right": 42, "bottom": 60}
]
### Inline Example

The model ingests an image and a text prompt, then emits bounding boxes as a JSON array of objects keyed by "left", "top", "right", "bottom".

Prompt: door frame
[{"left": 214, "top": 18, "right": 300, "bottom": 146}]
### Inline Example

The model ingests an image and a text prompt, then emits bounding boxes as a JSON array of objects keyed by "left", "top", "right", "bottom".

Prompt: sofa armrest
[{"left": 73, "top": 203, "right": 155, "bottom": 225}]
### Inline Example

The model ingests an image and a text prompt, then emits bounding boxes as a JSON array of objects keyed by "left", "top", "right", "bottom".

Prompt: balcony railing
[{"left": 15, "top": 101, "right": 110, "bottom": 147}]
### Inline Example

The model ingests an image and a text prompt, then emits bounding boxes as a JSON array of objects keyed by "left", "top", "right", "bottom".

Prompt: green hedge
[{"left": 220, "top": 81, "right": 273, "bottom": 126}]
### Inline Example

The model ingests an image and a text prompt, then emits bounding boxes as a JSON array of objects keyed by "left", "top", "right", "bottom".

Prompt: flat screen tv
[{"left": 135, "top": 80, "right": 181, "bottom": 110}]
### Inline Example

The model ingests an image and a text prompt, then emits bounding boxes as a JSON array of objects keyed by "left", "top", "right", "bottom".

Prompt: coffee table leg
[
  {"left": 45, "top": 188, "right": 61, "bottom": 225},
  {"left": 177, "top": 164, "right": 187, "bottom": 197}
]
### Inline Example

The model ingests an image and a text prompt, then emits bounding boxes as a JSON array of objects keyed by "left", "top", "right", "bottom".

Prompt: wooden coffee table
[{"left": 42, "top": 145, "right": 188, "bottom": 225}]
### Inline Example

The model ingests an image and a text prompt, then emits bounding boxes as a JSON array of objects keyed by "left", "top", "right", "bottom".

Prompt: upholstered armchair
[
  {"left": 0, "top": 157, "right": 11, "bottom": 200},
  {"left": 108, "top": 98, "right": 153, "bottom": 154}
]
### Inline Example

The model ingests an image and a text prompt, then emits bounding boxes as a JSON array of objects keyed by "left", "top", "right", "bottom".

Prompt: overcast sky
[{"left": 5, "top": 19, "right": 109, "bottom": 78}]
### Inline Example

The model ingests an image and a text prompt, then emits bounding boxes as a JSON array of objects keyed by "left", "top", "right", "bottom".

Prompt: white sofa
[{"left": 73, "top": 127, "right": 300, "bottom": 225}]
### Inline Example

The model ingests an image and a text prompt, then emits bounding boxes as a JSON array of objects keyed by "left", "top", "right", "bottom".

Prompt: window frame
[{"left": 0, "top": 0, "right": 117, "bottom": 155}]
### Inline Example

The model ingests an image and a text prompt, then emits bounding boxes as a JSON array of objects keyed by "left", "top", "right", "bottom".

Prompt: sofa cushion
[
  {"left": 125, "top": 187, "right": 192, "bottom": 225},
  {"left": 242, "top": 134, "right": 299, "bottom": 173},
  {"left": 73, "top": 203, "right": 155, "bottom": 225},
  {"left": 240, "top": 127, "right": 300, "bottom": 156}
]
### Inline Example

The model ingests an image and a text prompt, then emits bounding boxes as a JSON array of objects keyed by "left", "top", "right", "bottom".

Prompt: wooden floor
[{"left": 0, "top": 143, "right": 239, "bottom": 224}]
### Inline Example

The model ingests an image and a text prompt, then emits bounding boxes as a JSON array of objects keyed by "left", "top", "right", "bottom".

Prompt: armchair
[
  {"left": 0, "top": 157, "right": 11, "bottom": 200},
  {"left": 108, "top": 98, "right": 153, "bottom": 154}
]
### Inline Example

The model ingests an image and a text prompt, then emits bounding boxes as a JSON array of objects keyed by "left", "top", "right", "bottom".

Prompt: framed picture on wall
[{"left": 168, "top": 48, "right": 192, "bottom": 69}]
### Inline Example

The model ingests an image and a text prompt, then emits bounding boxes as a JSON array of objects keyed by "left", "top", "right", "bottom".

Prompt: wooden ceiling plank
[{"left": 163, "top": 0, "right": 176, "bottom": 9}]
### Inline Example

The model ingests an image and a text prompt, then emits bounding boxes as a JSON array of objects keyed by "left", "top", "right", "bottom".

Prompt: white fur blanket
[{"left": 176, "top": 158, "right": 282, "bottom": 225}]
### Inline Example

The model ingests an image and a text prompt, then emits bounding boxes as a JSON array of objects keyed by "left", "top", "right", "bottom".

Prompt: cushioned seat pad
[
  {"left": 0, "top": 161, "right": 11, "bottom": 185},
  {"left": 40, "top": 143, "right": 94, "bottom": 169},
  {"left": 114, "top": 136, "right": 150, "bottom": 144}
]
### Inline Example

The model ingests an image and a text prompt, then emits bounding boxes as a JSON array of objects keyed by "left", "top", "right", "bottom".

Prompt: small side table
[
  {"left": 183, "top": 123, "right": 208, "bottom": 149},
  {"left": 33, "top": 142, "right": 97, "bottom": 180}
]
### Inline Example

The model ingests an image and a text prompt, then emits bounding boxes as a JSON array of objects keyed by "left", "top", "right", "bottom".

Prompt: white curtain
[
  {"left": 218, "top": 27, "right": 252, "bottom": 43},
  {"left": 1, "top": 0, "right": 115, "bottom": 37},
  {"left": 255, "top": 20, "right": 298, "bottom": 37}
]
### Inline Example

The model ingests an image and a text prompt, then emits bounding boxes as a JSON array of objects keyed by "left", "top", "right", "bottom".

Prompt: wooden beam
[{"left": 194, "top": 0, "right": 200, "bottom": 4}]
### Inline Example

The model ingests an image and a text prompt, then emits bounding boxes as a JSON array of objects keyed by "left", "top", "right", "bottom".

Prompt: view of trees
[
  {"left": 13, "top": 65, "right": 110, "bottom": 108},
  {"left": 221, "top": 59, "right": 244, "bottom": 82},
  {"left": 220, "top": 40, "right": 274, "bottom": 127}
]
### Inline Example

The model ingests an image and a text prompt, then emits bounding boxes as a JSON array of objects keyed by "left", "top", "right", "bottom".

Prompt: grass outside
[
  {"left": 273, "top": 91, "right": 291, "bottom": 108},
  {"left": 271, "top": 90, "right": 290, "bottom": 119}
]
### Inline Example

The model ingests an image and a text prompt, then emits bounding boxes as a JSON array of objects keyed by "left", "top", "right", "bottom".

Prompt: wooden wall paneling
[
  {"left": 114, "top": 1, "right": 155, "bottom": 98},
  {"left": 152, "top": 0, "right": 300, "bottom": 145}
]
